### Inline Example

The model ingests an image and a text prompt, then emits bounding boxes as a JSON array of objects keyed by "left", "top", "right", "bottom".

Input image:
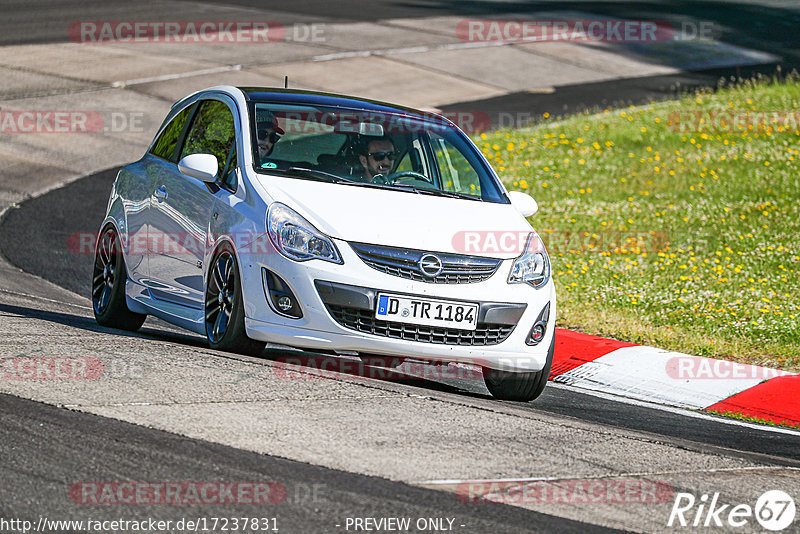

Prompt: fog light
[
  {"left": 526, "top": 302, "right": 550, "bottom": 346},
  {"left": 277, "top": 296, "right": 292, "bottom": 311},
  {"left": 262, "top": 268, "right": 303, "bottom": 319},
  {"left": 530, "top": 324, "right": 545, "bottom": 343}
]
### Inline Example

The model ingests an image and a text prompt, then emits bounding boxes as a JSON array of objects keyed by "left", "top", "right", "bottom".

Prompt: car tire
[
  {"left": 92, "top": 226, "right": 147, "bottom": 331},
  {"left": 204, "top": 243, "right": 266, "bottom": 356},
  {"left": 482, "top": 334, "right": 555, "bottom": 401}
]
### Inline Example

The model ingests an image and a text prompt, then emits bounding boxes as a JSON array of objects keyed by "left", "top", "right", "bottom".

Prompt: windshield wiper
[
  {"left": 262, "top": 166, "right": 338, "bottom": 183},
  {"left": 286, "top": 167, "right": 352, "bottom": 183},
  {"left": 413, "top": 188, "right": 483, "bottom": 201},
  {"left": 340, "top": 181, "right": 418, "bottom": 193},
  {"left": 342, "top": 180, "right": 483, "bottom": 201}
]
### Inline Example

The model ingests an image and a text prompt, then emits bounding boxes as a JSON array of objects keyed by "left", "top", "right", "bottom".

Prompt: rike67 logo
[{"left": 668, "top": 490, "right": 796, "bottom": 531}]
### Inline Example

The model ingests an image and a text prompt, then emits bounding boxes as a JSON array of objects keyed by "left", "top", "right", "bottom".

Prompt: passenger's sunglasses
[
  {"left": 257, "top": 129, "right": 282, "bottom": 144},
  {"left": 368, "top": 151, "right": 397, "bottom": 161}
]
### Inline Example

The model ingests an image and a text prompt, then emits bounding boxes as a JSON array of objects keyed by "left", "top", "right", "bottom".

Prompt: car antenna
[{"left": 284, "top": 76, "right": 288, "bottom": 89}]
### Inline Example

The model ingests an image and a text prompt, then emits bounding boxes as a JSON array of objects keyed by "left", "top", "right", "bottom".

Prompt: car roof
[{"left": 237, "top": 87, "right": 453, "bottom": 125}]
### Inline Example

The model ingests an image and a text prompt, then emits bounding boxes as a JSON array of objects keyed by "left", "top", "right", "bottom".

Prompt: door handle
[{"left": 154, "top": 186, "right": 168, "bottom": 202}]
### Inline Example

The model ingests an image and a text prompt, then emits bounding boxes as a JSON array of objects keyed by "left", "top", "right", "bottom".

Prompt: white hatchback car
[{"left": 93, "top": 86, "right": 556, "bottom": 401}]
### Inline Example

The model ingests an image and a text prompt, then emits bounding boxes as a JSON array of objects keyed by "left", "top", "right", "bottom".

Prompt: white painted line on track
[
  {"left": 312, "top": 50, "right": 372, "bottom": 61},
  {"left": 312, "top": 39, "right": 510, "bottom": 62},
  {"left": 419, "top": 466, "right": 800, "bottom": 486},
  {"left": 548, "top": 382, "right": 800, "bottom": 437},
  {"left": 111, "top": 64, "right": 243, "bottom": 88},
  {"left": 0, "top": 288, "right": 91, "bottom": 310}
]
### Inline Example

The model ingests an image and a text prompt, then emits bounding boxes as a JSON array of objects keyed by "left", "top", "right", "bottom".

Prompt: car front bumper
[{"left": 240, "top": 237, "right": 556, "bottom": 372}]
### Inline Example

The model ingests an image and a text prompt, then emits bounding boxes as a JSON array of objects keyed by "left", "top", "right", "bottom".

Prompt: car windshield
[{"left": 249, "top": 102, "right": 506, "bottom": 203}]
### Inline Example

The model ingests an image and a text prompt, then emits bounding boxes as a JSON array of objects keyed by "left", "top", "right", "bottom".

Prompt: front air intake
[
  {"left": 262, "top": 268, "right": 303, "bottom": 319},
  {"left": 526, "top": 302, "right": 550, "bottom": 346}
]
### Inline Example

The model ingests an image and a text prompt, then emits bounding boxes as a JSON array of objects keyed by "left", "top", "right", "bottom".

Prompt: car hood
[{"left": 259, "top": 175, "right": 534, "bottom": 259}]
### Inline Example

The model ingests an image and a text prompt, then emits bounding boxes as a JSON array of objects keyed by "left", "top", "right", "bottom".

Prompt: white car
[{"left": 93, "top": 86, "right": 556, "bottom": 401}]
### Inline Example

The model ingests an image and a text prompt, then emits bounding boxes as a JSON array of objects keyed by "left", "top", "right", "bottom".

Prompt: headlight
[
  {"left": 267, "top": 203, "right": 342, "bottom": 264},
  {"left": 508, "top": 232, "right": 550, "bottom": 288}
]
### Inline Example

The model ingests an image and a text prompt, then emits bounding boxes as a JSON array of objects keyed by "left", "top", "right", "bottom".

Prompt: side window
[
  {"left": 431, "top": 135, "right": 481, "bottom": 196},
  {"left": 180, "top": 100, "right": 237, "bottom": 171},
  {"left": 220, "top": 147, "right": 238, "bottom": 190},
  {"left": 394, "top": 137, "right": 427, "bottom": 175},
  {"left": 394, "top": 151, "right": 414, "bottom": 173},
  {"left": 150, "top": 105, "right": 193, "bottom": 161}
]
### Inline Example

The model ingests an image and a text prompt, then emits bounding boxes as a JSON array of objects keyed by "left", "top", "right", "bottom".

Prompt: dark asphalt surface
[
  {"left": 440, "top": 63, "right": 797, "bottom": 128},
  {"left": 3, "top": 0, "right": 800, "bottom": 62},
  {"left": 0, "top": 393, "right": 613, "bottom": 534},
  {"left": 2, "top": 168, "right": 799, "bottom": 467}
]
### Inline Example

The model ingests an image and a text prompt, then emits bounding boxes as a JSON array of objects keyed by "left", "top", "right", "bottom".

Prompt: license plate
[{"left": 375, "top": 293, "right": 479, "bottom": 331}]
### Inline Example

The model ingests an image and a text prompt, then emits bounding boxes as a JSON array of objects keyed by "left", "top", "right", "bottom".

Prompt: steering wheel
[{"left": 371, "top": 171, "right": 430, "bottom": 185}]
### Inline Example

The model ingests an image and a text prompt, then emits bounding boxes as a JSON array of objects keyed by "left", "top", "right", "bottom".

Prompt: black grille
[
  {"left": 350, "top": 242, "right": 501, "bottom": 284},
  {"left": 326, "top": 304, "right": 515, "bottom": 346}
]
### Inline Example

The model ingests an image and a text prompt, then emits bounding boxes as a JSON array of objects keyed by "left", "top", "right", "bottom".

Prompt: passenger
[{"left": 255, "top": 110, "right": 284, "bottom": 164}]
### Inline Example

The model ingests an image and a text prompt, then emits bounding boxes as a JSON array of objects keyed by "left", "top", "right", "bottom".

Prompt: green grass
[
  {"left": 705, "top": 410, "right": 800, "bottom": 430},
  {"left": 476, "top": 75, "right": 800, "bottom": 370}
]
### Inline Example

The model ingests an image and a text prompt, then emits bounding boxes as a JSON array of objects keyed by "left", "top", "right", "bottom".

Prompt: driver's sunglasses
[
  {"left": 257, "top": 129, "right": 281, "bottom": 144},
  {"left": 369, "top": 151, "right": 397, "bottom": 161}
]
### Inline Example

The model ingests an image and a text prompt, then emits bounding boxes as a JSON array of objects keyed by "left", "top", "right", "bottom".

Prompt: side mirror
[
  {"left": 508, "top": 191, "right": 538, "bottom": 217},
  {"left": 178, "top": 153, "right": 218, "bottom": 183}
]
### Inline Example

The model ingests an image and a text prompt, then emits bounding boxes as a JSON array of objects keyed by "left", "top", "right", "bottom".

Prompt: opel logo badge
[{"left": 419, "top": 254, "right": 443, "bottom": 277}]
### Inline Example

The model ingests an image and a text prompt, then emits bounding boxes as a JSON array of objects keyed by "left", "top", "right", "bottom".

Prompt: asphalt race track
[
  {"left": 2, "top": 1, "right": 800, "bottom": 533},
  {"left": 4, "top": 0, "right": 800, "bottom": 56},
  {"left": 2, "top": 164, "right": 800, "bottom": 533},
  {"left": 2, "top": 393, "right": 611, "bottom": 533},
  {"left": 3, "top": 167, "right": 800, "bottom": 464}
]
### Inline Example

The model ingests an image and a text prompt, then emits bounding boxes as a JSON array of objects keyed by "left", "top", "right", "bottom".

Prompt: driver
[{"left": 357, "top": 137, "right": 396, "bottom": 182}]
